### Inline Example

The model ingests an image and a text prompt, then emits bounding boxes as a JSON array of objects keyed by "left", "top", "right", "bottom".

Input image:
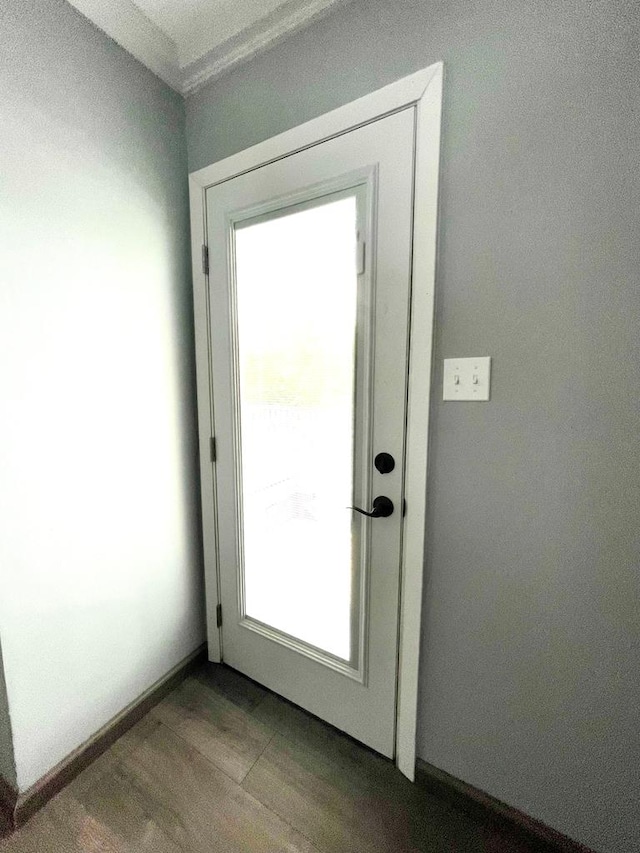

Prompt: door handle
[{"left": 350, "top": 496, "right": 394, "bottom": 518}]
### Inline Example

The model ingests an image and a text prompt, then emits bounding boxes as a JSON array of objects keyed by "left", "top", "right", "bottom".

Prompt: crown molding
[
  {"left": 67, "top": 0, "right": 352, "bottom": 96},
  {"left": 181, "top": 0, "right": 352, "bottom": 95}
]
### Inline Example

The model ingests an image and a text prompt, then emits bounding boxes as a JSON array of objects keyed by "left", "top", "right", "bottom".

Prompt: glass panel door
[
  {"left": 232, "top": 192, "right": 364, "bottom": 665},
  {"left": 206, "top": 107, "right": 416, "bottom": 756}
]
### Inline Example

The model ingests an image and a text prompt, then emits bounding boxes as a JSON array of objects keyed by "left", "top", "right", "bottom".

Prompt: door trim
[{"left": 188, "top": 62, "right": 444, "bottom": 781}]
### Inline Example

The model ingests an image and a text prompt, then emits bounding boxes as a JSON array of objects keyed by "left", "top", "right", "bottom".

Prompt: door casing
[{"left": 188, "top": 62, "right": 443, "bottom": 780}]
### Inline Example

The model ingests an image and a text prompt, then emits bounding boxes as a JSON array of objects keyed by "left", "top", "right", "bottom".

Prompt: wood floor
[{"left": 0, "top": 663, "right": 549, "bottom": 852}]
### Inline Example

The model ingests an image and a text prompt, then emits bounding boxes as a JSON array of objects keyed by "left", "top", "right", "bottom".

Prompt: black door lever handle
[{"left": 350, "top": 496, "right": 394, "bottom": 518}]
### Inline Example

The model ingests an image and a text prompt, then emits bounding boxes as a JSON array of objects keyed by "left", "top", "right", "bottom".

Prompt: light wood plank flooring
[{"left": 0, "top": 663, "right": 549, "bottom": 852}]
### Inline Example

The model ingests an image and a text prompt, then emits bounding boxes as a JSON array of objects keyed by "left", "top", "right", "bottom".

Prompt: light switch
[{"left": 443, "top": 357, "right": 491, "bottom": 401}]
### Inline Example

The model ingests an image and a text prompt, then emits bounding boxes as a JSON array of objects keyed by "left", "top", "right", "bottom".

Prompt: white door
[{"left": 206, "top": 108, "right": 415, "bottom": 757}]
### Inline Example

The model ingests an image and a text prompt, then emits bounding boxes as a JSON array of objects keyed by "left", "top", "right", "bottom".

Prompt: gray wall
[
  {"left": 0, "top": 642, "right": 16, "bottom": 790},
  {"left": 0, "top": 0, "right": 205, "bottom": 790},
  {"left": 186, "top": 2, "right": 640, "bottom": 851}
]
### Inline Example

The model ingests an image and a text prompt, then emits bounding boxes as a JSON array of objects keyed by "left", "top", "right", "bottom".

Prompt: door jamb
[{"left": 188, "top": 62, "right": 443, "bottom": 781}]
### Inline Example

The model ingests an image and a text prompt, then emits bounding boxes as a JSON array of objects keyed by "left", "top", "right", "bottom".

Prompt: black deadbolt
[{"left": 374, "top": 452, "right": 395, "bottom": 474}]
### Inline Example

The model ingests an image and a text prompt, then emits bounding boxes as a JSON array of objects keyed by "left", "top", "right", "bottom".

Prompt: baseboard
[
  {"left": 0, "top": 773, "right": 17, "bottom": 837},
  {"left": 415, "top": 759, "right": 597, "bottom": 853},
  {"left": 5, "top": 642, "right": 207, "bottom": 831}
]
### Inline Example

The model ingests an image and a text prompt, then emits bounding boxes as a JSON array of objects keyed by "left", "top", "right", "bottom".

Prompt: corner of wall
[{"left": 0, "top": 639, "right": 17, "bottom": 791}]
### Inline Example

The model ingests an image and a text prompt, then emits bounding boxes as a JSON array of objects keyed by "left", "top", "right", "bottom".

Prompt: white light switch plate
[{"left": 443, "top": 357, "right": 491, "bottom": 401}]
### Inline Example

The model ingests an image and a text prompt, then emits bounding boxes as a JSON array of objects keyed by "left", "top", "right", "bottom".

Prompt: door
[{"left": 206, "top": 108, "right": 415, "bottom": 757}]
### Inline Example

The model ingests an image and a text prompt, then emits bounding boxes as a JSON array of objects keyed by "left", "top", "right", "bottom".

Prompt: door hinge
[
  {"left": 202, "top": 244, "right": 209, "bottom": 276},
  {"left": 209, "top": 436, "right": 216, "bottom": 462},
  {"left": 216, "top": 603, "right": 223, "bottom": 628},
  {"left": 356, "top": 236, "right": 366, "bottom": 275}
]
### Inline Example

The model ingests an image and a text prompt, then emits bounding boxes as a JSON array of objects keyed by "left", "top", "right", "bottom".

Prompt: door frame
[{"left": 188, "top": 62, "right": 443, "bottom": 780}]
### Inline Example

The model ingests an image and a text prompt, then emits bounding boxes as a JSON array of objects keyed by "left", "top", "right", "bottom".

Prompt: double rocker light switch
[{"left": 443, "top": 357, "right": 491, "bottom": 401}]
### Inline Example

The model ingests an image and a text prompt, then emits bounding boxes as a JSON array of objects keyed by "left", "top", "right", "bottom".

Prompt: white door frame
[{"left": 188, "top": 62, "right": 443, "bottom": 781}]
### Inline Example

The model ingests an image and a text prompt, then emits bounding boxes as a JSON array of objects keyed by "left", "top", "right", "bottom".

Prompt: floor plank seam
[
  {"left": 150, "top": 720, "right": 250, "bottom": 790},
  {"left": 239, "top": 729, "right": 277, "bottom": 786},
  {"left": 103, "top": 720, "right": 314, "bottom": 853},
  {"left": 238, "top": 745, "right": 325, "bottom": 853},
  {"left": 240, "top": 766, "right": 329, "bottom": 853}
]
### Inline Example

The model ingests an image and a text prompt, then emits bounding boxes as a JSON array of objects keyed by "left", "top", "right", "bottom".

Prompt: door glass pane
[{"left": 234, "top": 195, "right": 359, "bottom": 662}]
